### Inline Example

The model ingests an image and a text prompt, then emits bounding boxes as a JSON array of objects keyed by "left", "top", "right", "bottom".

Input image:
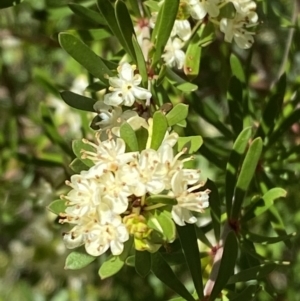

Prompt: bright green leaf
[
  {"left": 166, "top": 68, "right": 198, "bottom": 92},
  {"left": 177, "top": 136, "right": 203, "bottom": 154},
  {"left": 150, "top": 111, "right": 168, "bottom": 150},
  {"left": 72, "top": 139, "right": 95, "bottom": 167},
  {"left": 166, "top": 104, "right": 189, "bottom": 127},
  {"left": 63, "top": 28, "right": 111, "bottom": 42},
  {"left": 230, "top": 54, "right": 245, "bottom": 83},
  {"left": 120, "top": 122, "right": 139, "bottom": 152},
  {"left": 146, "top": 195, "right": 177, "bottom": 206},
  {"left": 65, "top": 251, "right": 96, "bottom": 270},
  {"left": 132, "top": 35, "right": 148, "bottom": 87},
  {"left": 48, "top": 199, "right": 67, "bottom": 215}
]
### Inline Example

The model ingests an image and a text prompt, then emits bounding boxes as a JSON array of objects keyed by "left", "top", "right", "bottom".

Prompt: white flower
[
  {"left": 104, "top": 63, "right": 152, "bottom": 107},
  {"left": 186, "top": 0, "right": 220, "bottom": 20},
  {"left": 169, "top": 170, "right": 210, "bottom": 226},
  {"left": 220, "top": 14, "right": 257, "bottom": 49},
  {"left": 172, "top": 20, "right": 192, "bottom": 41},
  {"left": 230, "top": 0, "right": 257, "bottom": 15},
  {"left": 162, "top": 38, "right": 186, "bottom": 69}
]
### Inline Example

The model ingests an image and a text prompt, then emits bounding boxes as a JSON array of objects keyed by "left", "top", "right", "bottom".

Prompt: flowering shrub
[{"left": 33, "top": 0, "right": 296, "bottom": 300}]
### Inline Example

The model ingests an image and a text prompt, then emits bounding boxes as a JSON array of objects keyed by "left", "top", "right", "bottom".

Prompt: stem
[{"left": 203, "top": 223, "right": 232, "bottom": 297}]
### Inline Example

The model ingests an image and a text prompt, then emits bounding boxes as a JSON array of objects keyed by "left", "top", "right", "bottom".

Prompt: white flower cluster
[
  {"left": 147, "top": 0, "right": 259, "bottom": 68},
  {"left": 60, "top": 131, "right": 209, "bottom": 256}
]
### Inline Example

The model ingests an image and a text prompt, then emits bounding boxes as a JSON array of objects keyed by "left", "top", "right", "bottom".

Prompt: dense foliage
[{"left": 0, "top": 0, "right": 299, "bottom": 301}]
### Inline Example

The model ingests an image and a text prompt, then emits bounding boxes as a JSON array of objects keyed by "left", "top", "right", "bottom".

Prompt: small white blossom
[
  {"left": 229, "top": 0, "right": 257, "bottom": 15},
  {"left": 186, "top": 0, "right": 220, "bottom": 20},
  {"left": 220, "top": 13, "right": 258, "bottom": 49},
  {"left": 172, "top": 20, "right": 192, "bottom": 41},
  {"left": 162, "top": 38, "right": 186, "bottom": 69},
  {"left": 104, "top": 63, "right": 152, "bottom": 107},
  {"left": 169, "top": 170, "right": 210, "bottom": 226}
]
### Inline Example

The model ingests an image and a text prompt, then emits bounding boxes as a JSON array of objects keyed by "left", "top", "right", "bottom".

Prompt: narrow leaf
[
  {"left": 132, "top": 35, "right": 148, "bottom": 87},
  {"left": 135, "top": 250, "right": 151, "bottom": 277},
  {"left": 65, "top": 251, "right": 96, "bottom": 270},
  {"left": 120, "top": 122, "right": 139, "bottom": 152},
  {"left": 150, "top": 111, "right": 168, "bottom": 150},
  {"left": 177, "top": 224, "right": 203, "bottom": 299},
  {"left": 177, "top": 136, "right": 203, "bottom": 154},
  {"left": 166, "top": 68, "right": 198, "bottom": 92},
  {"left": 225, "top": 127, "right": 252, "bottom": 217},
  {"left": 230, "top": 54, "right": 245, "bottom": 83},
  {"left": 60, "top": 91, "right": 96, "bottom": 112},
  {"left": 115, "top": 0, "right": 136, "bottom": 60},
  {"left": 151, "top": 252, "right": 195, "bottom": 301},
  {"left": 72, "top": 139, "right": 94, "bottom": 167},
  {"left": 231, "top": 138, "right": 263, "bottom": 220},
  {"left": 59, "top": 33, "right": 112, "bottom": 83}
]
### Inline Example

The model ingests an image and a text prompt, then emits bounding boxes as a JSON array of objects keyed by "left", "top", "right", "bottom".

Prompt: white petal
[{"left": 132, "top": 86, "right": 152, "bottom": 100}]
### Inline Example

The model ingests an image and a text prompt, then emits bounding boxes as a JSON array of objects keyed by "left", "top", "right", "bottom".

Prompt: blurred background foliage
[{"left": 0, "top": 0, "right": 300, "bottom": 300}]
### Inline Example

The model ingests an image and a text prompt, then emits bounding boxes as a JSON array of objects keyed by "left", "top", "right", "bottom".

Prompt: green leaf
[
  {"left": 209, "top": 231, "right": 238, "bottom": 301},
  {"left": 40, "top": 103, "right": 73, "bottom": 157},
  {"left": 177, "top": 224, "right": 203, "bottom": 299},
  {"left": 63, "top": 29, "right": 111, "bottom": 42},
  {"left": 99, "top": 238, "right": 133, "bottom": 279},
  {"left": 68, "top": 3, "right": 107, "bottom": 25},
  {"left": 0, "top": 0, "right": 23, "bottom": 9},
  {"left": 146, "top": 195, "right": 177, "bottom": 206},
  {"left": 48, "top": 199, "right": 67, "bottom": 215},
  {"left": 151, "top": 0, "right": 179, "bottom": 67},
  {"left": 72, "top": 139, "right": 95, "bottom": 167},
  {"left": 166, "top": 104, "right": 189, "bottom": 127},
  {"left": 155, "top": 210, "right": 176, "bottom": 242},
  {"left": 177, "top": 136, "right": 203, "bottom": 154},
  {"left": 125, "top": 255, "right": 135, "bottom": 266},
  {"left": 150, "top": 111, "right": 168, "bottom": 150},
  {"left": 144, "top": 0, "right": 160, "bottom": 11},
  {"left": 115, "top": 0, "right": 136, "bottom": 60},
  {"left": 255, "top": 74, "right": 286, "bottom": 141},
  {"left": 65, "top": 251, "right": 96, "bottom": 270},
  {"left": 60, "top": 91, "right": 96, "bottom": 112},
  {"left": 230, "top": 54, "right": 245, "bottom": 83},
  {"left": 132, "top": 35, "right": 148, "bottom": 87},
  {"left": 227, "top": 264, "right": 277, "bottom": 284},
  {"left": 219, "top": 1, "right": 235, "bottom": 19},
  {"left": 229, "top": 285, "right": 259, "bottom": 301},
  {"left": 135, "top": 250, "right": 152, "bottom": 277},
  {"left": 243, "top": 188, "right": 287, "bottom": 221},
  {"left": 97, "top": 0, "right": 127, "bottom": 54},
  {"left": 151, "top": 252, "right": 195, "bottom": 301},
  {"left": 69, "top": 158, "right": 89, "bottom": 173},
  {"left": 231, "top": 137, "right": 263, "bottom": 220},
  {"left": 120, "top": 122, "right": 139, "bottom": 152},
  {"left": 166, "top": 68, "right": 198, "bottom": 92},
  {"left": 59, "top": 33, "right": 112, "bottom": 83},
  {"left": 227, "top": 76, "right": 243, "bottom": 136},
  {"left": 136, "top": 126, "right": 149, "bottom": 152},
  {"left": 225, "top": 127, "right": 252, "bottom": 217},
  {"left": 204, "top": 179, "right": 221, "bottom": 241},
  {"left": 242, "top": 230, "right": 296, "bottom": 244}
]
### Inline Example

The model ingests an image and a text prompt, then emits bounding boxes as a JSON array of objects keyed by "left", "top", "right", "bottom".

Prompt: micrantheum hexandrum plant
[{"left": 47, "top": 0, "right": 294, "bottom": 300}]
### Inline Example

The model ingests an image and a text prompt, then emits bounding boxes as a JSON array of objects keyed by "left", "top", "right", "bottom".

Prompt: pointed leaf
[
  {"left": 65, "top": 251, "right": 96, "bottom": 270},
  {"left": 151, "top": 0, "right": 179, "bottom": 67},
  {"left": 151, "top": 252, "right": 195, "bottom": 301},
  {"left": 135, "top": 250, "right": 152, "bottom": 277},
  {"left": 72, "top": 139, "right": 94, "bottom": 167},
  {"left": 166, "top": 104, "right": 189, "bottom": 126},
  {"left": 177, "top": 224, "right": 203, "bottom": 299},
  {"left": 150, "top": 111, "right": 168, "bottom": 150},
  {"left": 228, "top": 264, "right": 277, "bottom": 284},
  {"left": 230, "top": 54, "right": 245, "bottom": 83},
  {"left": 63, "top": 28, "right": 111, "bottom": 42},
  {"left": 177, "top": 136, "right": 203, "bottom": 154},
  {"left": 225, "top": 127, "right": 252, "bottom": 217},
  {"left": 120, "top": 122, "right": 139, "bottom": 152},
  {"left": 68, "top": 3, "right": 107, "bottom": 25},
  {"left": 48, "top": 199, "right": 67, "bottom": 215},
  {"left": 209, "top": 231, "right": 238, "bottom": 300},
  {"left": 231, "top": 137, "right": 263, "bottom": 220},
  {"left": 166, "top": 68, "right": 198, "bottom": 92},
  {"left": 115, "top": 0, "right": 136, "bottom": 60},
  {"left": 132, "top": 35, "right": 148, "bottom": 87},
  {"left": 242, "top": 231, "right": 296, "bottom": 244},
  {"left": 59, "top": 33, "right": 112, "bottom": 83},
  {"left": 60, "top": 91, "right": 96, "bottom": 112}
]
